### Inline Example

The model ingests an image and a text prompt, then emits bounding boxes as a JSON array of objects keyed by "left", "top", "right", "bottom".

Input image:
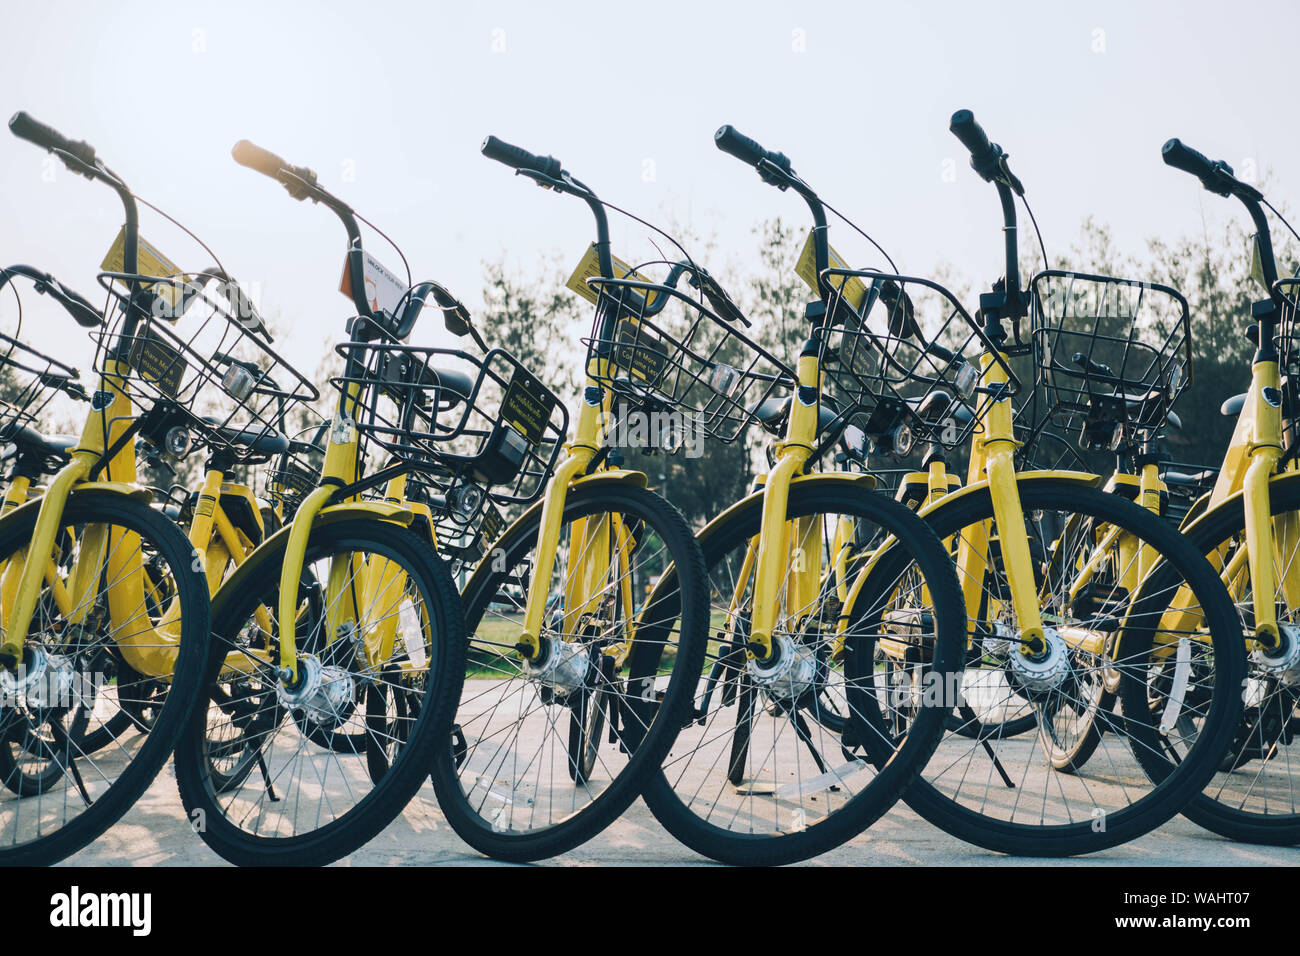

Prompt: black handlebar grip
[
  {"left": 481, "top": 135, "right": 562, "bottom": 179},
  {"left": 1164, "top": 138, "right": 1222, "bottom": 183},
  {"left": 232, "top": 139, "right": 291, "bottom": 180},
  {"left": 9, "top": 112, "right": 96, "bottom": 168},
  {"left": 714, "top": 125, "right": 769, "bottom": 167},
  {"left": 949, "top": 110, "right": 992, "bottom": 158}
]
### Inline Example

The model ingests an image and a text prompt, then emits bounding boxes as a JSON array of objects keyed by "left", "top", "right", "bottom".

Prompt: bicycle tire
[
  {"left": 429, "top": 481, "right": 709, "bottom": 862},
  {"left": 0, "top": 492, "right": 210, "bottom": 866},
  {"left": 174, "top": 517, "right": 464, "bottom": 866},
  {"left": 640, "top": 479, "right": 965, "bottom": 865},
  {"left": 893, "top": 479, "right": 1245, "bottom": 855}
]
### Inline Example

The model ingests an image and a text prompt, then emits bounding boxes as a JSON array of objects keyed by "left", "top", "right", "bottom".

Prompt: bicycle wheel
[
  {"left": 173, "top": 517, "right": 464, "bottom": 866},
  {"left": 429, "top": 481, "right": 708, "bottom": 861},
  {"left": 0, "top": 491, "right": 210, "bottom": 865},
  {"left": 639, "top": 479, "right": 965, "bottom": 865},
  {"left": 1178, "top": 478, "right": 1300, "bottom": 844},
  {"left": 881, "top": 479, "right": 1245, "bottom": 855}
]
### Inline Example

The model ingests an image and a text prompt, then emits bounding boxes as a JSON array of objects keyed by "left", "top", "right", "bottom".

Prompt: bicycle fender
[
  {"left": 210, "top": 500, "right": 415, "bottom": 617},
  {"left": 689, "top": 473, "right": 877, "bottom": 551},
  {"left": 1179, "top": 469, "right": 1300, "bottom": 539},
  {"left": 571, "top": 468, "right": 648, "bottom": 490},
  {"left": 0, "top": 480, "right": 154, "bottom": 535},
  {"left": 915, "top": 470, "right": 1101, "bottom": 518}
]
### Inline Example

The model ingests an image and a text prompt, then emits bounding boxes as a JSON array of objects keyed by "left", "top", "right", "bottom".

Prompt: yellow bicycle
[
  {"left": 428, "top": 137, "right": 716, "bottom": 862},
  {"left": 0, "top": 112, "right": 213, "bottom": 865},
  {"left": 628, "top": 126, "right": 968, "bottom": 866},
  {"left": 170, "top": 140, "right": 499, "bottom": 865},
  {"left": 836, "top": 111, "right": 1246, "bottom": 855},
  {"left": 1162, "top": 138, "right": 1300, "bottom": 844}
]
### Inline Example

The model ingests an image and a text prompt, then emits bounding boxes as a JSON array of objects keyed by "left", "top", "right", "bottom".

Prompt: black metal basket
[
  {"left": 1160, "top": 461, "right": 1218, "bottom": 527},
  {"left": 403, "top": 466, "right": 509, "bottom": 575},
  {"left": 582, "top": 264, "right": 794, "bottom": 445},
  {"left": 264, "top": 414, "right": 327, "bottom": 518},
  {"left": 0, "top": 268, "right": 90, "bottom": 441},
  {"left": 819, "top": 269, "right": 1020, "bottom": 452},
  {"left": 331, "top": 340, "right": 567, "bottom": 506},
  {"left": 95, "top": 269, "right": 319, "bottom": 463},
  {"left": 1277, "top": 277, "right": 1300, "bottom": 373},
  {"left": 1031, "top": 270, "right": 1192, "bottom": 453}
]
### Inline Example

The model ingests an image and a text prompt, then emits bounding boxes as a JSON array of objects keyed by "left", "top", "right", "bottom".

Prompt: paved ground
[{"left": 60, "top": 760, "right": 1297, "bottom": 866}]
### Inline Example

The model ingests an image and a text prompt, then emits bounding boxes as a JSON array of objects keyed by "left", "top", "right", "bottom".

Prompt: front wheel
[
  {"left": 0, "top": 492, "right": 210, "bottom": 865},
  {"left": 174, "top": 517, "right": 464, "bottom": 866},
  {"left": 429, "top": 481, "right": 709, "bottom": 862},
  {"left": 1178, "top": 477, "right": 1300, "bottom": 844},
  {"left": 640, "top": 480, "right": 966, "bottom": 866},
  {"left": 895, "top": 480, "right": 1245, "bottom": 856}
]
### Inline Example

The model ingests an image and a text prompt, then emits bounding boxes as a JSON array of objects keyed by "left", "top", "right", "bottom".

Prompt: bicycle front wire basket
[
  {"left": 1031, "top": 270, "right": 1192, "bottom": 452},
  {"left": 96, "top": 270, "right": 319, "bottom": 463},
  {"left": 406, "top": 466, "right": 509, "bottom": 574},
  {"left": 265, "top": 413, "right": 327, "bottom": 519},
  {"left": 820, "top": 270, "right": 1020, "bottom": 451},
  {"left": 1277, "top": 277, "right": 1300, "bottom": 375},
  {"left": 332, "top": 340, "right": 567, "bottom": 507},
  {"left": 583, "top": 265, "right": 794, "bottom": 444},
  {"left": 0, "top": 268, "right": 89, "bottom": 440}
]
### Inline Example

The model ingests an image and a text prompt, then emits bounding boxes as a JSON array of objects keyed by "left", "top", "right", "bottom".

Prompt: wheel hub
[
  {"left": 981, "top": 621, "right": 1015, "bottom": 659},
  {"left": 524, "top": 637, "right": 590, "bottom": 696},
  {"left": 277, "top": 655, "right": 355, "bottom": 728},
  {"left": 1006, "top": 628, "right": 1070, "bottom": 695},
  {"left": 1253, "top": 624, "right": 1300, "bottom": 686},
  {"left": 748, "top": 636, "right": 818, "bottom": 704},
  {"left": 0, "top": 647, "right": 76, "bottom": 710}
]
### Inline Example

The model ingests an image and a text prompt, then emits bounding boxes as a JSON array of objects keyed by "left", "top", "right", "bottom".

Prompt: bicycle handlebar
[
  {"left": 8, "top": 112, "right": 97, "bottom": 171},
  {"left": 1, "top": 265, "right": 103, "bottom": 328},
  {"left": 1160, "top": 138, "right": 1261, "bottom": 201},
  {"left": 949, "top": 110, "right": 991, "bottom": 161},
  {"left": 714, "top": 125, "right": 791, "bottom": 173},
  {"left": 481, "top": 135, "right": 563, "bottom": 179},
  {"left": 231, "top": 139, "right": 380, "bottom": 329},
  {"left": 949, "top": 109, "right": 1024, "bottom": 195},
  {"left": 1162, "top": 138, "right": 1276, "bottom": 293},
  {"left": 10, "top": 112, "right": 144, "bottom": 350},
  {"left": 232, "top": 139, "right": 323, "bottom": 202}
]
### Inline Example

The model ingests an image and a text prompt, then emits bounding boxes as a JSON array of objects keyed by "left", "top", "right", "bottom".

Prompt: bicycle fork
[{"left": 962, "top": 357, "right": 1045, "bottom": 652}]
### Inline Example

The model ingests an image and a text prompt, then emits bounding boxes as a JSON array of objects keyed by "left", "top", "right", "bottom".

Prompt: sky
[{"left": 1, "top": 0, "right": 1297, "bottom": 382}]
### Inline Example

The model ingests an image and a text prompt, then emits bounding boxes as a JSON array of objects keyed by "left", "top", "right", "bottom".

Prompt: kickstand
[
  {"left": 46, "top": 720, "right": 93, "bottom": 807},
  {"left": 962, "top": 705, "right": 1016, "bottom": 789},
  {"left": 789, "top": 709, "right": 830, "bottom": 776},
  {"left": 255, "top": 749, "right": 280, "bottom": 802}
]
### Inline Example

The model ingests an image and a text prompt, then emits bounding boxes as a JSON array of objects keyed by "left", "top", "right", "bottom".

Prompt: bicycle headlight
[
  {"left": 1107, "top": 422, "right": 1125, "bottom": 452},
  {"left": 453, "top": 483, "right": 484, "bottom": 519},
  {"left": 891, "top": 423, "right": 914, "bottom": 457},
  {"left": 164, "top": 425, "right": 191, "bottom": 458}
]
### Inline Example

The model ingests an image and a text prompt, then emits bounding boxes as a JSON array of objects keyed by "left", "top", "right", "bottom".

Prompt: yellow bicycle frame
[
  {"left": 0, "top": 361, "right": 184, "bottom": 676},
  {"left": 267, "top": 375, "right": 430, "bottom": 682},
  {"left": 1185, "top": 356, "right": 1297, "bottom": 649},
  {"left": 514, "top": 356, "right": 643, "bottom": 661}
]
